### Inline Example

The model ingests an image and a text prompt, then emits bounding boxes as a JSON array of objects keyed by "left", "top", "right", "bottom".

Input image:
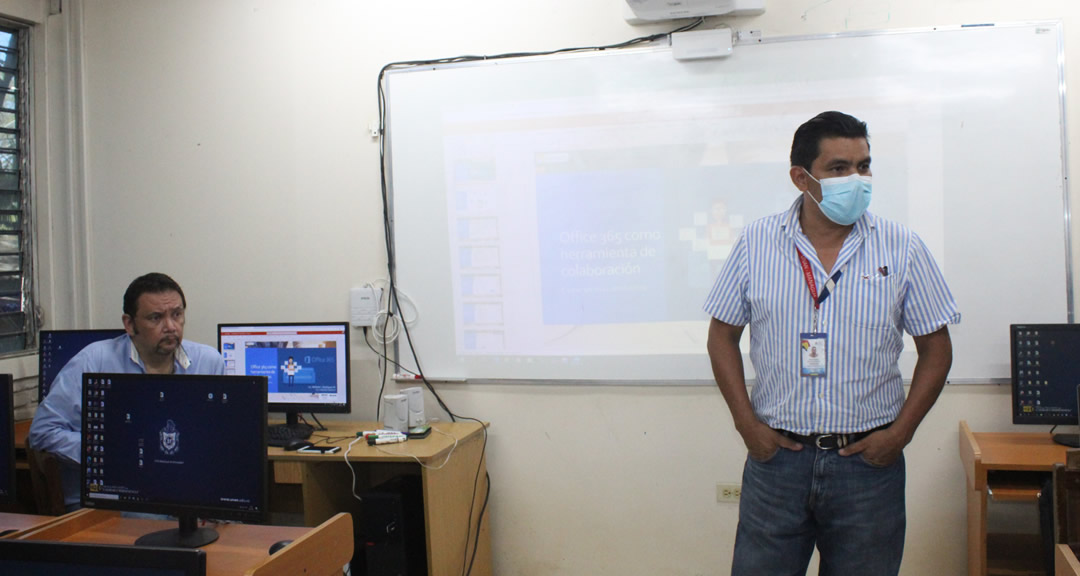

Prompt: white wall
[{"left": 32, "top": 0, "right": 1080, "bottom": 574}]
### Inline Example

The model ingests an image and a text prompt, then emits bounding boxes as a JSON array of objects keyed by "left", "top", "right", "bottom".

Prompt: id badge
[{"left": 800, "top": 332, "right": 827, "bottom": 377}]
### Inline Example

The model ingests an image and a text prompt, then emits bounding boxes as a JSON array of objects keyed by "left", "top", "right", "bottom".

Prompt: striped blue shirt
[{"left": 704, "top": 197, "right": 960, "bottom": 435}]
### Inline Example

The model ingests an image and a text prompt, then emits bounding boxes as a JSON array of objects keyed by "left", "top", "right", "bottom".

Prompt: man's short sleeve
[
  {"left": 703, "top": 231, "right": 751, "bottom": 326},
  {"left": 901, "top": 233, "right": 961, "bottom": 336}
]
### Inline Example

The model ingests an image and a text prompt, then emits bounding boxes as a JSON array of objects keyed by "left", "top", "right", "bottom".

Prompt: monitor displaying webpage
[{"left": 219, "top": 324, "right": 348, "bottom": 407}]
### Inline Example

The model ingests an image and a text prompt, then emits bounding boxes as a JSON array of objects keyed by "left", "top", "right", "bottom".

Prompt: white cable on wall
[{"left": 368, "top": 278, "right": 418, "bottom": 346}]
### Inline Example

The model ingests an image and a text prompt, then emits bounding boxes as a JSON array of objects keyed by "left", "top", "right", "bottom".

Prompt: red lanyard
[
  {"left": 796, "top": 248, "right": 844, "bottom": 320},
  {"left": 796, "top": 249, "right": 820, "bottom": 309}
]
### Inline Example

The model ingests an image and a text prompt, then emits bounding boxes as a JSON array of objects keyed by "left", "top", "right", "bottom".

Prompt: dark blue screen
[
  {"left": 38, "top": 329, "right": 126, "bottom": 400},
  {"left": 81, "top": 373, "right": 266, "bottom": 521},
  {"left": 1012, "top": 324, "right": 1080, "bottom": 425}
]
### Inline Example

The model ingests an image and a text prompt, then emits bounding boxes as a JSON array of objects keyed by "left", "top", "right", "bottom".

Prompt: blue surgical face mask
[{"left": 802, "top": 168, "right": 872, "bottom": 226}]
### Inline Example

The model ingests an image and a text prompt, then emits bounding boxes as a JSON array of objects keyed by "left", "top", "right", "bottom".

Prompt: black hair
[
  {"left": 122, "top": 273, "right": 187, "bottom": 317},
  {"left": 790, "top": 111, "right": 870, "bottom": 170}
]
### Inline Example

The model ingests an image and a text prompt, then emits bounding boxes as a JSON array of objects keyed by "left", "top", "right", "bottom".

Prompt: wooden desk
[
  {"left": 0, "top": 511, "right": 61, "bottom": 536},
  {"left": 959, "top": 420, "right": 1066, "bottom": 576},
  {"left": 270, "top": 420, "right": 491, "bottom": 576},
  {"left": 13, "top": 508, "right": 352, "bottom": 576},
  {"left": 12, "top": 417, "right": 490, "bottom": 574}
]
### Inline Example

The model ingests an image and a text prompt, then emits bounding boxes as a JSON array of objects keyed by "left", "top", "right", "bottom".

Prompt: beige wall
[{"left": 21, "top": 0, "right": 1080, "bottom": 574}]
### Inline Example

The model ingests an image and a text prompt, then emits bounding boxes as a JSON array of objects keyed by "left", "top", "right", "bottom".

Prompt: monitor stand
[
  {"left": 134, "top": 514, "right": 219, "bottom": 548},
  {"left": 1053, "top": 433, "right": 1080, "bottom": 448}
]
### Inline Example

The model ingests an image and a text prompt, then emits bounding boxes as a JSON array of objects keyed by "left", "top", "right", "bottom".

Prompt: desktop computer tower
[{"left": 351, "top": 475, "right": 427, "bottom": 576}]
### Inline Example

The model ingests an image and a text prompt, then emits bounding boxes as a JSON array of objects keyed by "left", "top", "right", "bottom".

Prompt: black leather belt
[{"left": 778, "top": 423, "right": 892, "bottom": 451}]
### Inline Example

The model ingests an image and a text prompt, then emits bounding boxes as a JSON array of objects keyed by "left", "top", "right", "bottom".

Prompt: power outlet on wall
[{"left": 716, "top": 483, "right": 741, "bottom": 503}]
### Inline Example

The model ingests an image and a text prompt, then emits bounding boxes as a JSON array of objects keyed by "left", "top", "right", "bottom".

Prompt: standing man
[
  {"left": 281, "top": 356, "right": 301, "bottom": 385},
  {"left": 30, "top": 272, "right": 224, "bottom": 511},
  {"left": 704, "top": 111, "right": 959, "bottom": 575}
]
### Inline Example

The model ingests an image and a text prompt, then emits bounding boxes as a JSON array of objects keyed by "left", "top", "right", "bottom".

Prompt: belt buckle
[{"left": 815, "top": 434, "right": 843, "bottom": 450}]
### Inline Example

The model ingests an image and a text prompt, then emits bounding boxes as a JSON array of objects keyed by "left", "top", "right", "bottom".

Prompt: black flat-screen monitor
[
  {"left": 218, "top": 322, "right": 351, "bottom": 440},
  {"left": 38, "top": 329, "right": 127, "bottom": 401},
  {"left": 0, "top": 539, "right": 206, "bottom": 575},
  {"left": 0, "top": 374, "right": 13, "bottom": 504},
  {"left": 1011, "top": 324, "right": 1080, "bottom": 446},
  {"left": 81, "top": 372, "right": 268, "bottom": 548}
]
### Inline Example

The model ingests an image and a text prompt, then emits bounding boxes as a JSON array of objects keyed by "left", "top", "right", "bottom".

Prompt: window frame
[{"left": 0, "top": 18, "right": 36, "bottom": 358}]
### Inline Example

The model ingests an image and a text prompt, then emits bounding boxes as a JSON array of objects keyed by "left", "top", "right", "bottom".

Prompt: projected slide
[
  {"left": 537, "top": 170, "right": 667, "bottom": 324},
  {"left": 440, "top": 117, "right": 802, "bottom": 360},
  {"left": 243, "top": 346, "right": 338, "bottom": 394},
  {"left": 218, "top": 324, "right": 349, "bottom": 405}
]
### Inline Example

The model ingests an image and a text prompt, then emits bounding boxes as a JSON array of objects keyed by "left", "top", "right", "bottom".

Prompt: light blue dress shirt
[
  {"left": 704, "top": 197, "right": 960, "bottom": 435},
  {"left": 28, "top": 334, "right": 224, "bottom": 508}
]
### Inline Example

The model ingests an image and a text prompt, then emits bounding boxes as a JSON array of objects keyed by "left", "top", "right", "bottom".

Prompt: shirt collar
[{"left": 128, "top": 337, "right": 191, "bottom": 371}]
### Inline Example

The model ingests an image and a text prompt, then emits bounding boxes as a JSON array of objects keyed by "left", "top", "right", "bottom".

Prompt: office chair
[{"left": 25, "top": 444, "right": 65, "bottom": 516}]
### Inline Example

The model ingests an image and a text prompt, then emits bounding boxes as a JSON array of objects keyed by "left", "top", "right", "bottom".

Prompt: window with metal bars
[{"left": 0, "top": 22, "right": 34, "bottom": 356}]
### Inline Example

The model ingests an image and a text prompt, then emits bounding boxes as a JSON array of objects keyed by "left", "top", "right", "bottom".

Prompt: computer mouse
[
  {"left": 269, "top": 539, "right": 293, "bottom": 555},
  {"left": 283, "top": 439, "right": 313, "bottom": 451}
]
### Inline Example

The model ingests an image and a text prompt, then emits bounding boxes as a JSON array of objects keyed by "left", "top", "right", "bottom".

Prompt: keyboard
[{"left": 267, "top": 423, "right": 314, "bottom": 447}]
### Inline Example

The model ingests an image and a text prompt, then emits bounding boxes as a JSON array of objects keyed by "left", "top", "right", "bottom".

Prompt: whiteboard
[{"left": 385, "top": 22, "right": 1069, "bottom": 384}]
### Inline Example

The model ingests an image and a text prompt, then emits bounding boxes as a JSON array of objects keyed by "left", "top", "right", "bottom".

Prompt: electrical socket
[{"left": 716, "top": 483, "right": 741, "bottom": 503}]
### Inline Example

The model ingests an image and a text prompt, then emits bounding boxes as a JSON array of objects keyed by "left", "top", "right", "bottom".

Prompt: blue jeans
[{"left": 732, "top": 446, "right": 906, "bottom": 576}]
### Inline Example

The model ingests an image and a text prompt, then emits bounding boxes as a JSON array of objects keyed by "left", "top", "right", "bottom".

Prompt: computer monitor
[
  {"left": 217, "top": 322, "right": 351, "bottom": 438},
  {"left": 0, "top": 540, "right": 206, "bottom": 575},
  {"left": 0, "top": 374, "right": 13, "bottom": 504},
  {"left": 81, "top": 372, "right": 268, "bottom": 548},
  {"left": 38, "top": 329, "right": 127, "bottom": 401},
  {"left": 1011, "top": 323, "right": 1080, "bottom": 446}
]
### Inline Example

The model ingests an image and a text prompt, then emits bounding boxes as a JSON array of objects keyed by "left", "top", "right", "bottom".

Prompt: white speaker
[
  {"left": 382, "top": 394, "right": 409, "bottom": 432},
  {"left": 403, "top": 386, "right": 426, "bottom": 428}
]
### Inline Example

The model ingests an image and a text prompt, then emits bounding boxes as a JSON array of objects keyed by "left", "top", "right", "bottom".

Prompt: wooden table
[
  {"left": 13, "top": 508, "right": 352, "bottom": 576},
  {"left": 12, "top": 417, "right": 491, "bottom": 575},
  {"left": 269, "top": 420, "right": 491, "bottom": 576},
  {"left": 959, "top": 420, "right": 1066, "bottom": 576},
  {"left": 0, "top": 511, "right": 61, "bottom": 536}
]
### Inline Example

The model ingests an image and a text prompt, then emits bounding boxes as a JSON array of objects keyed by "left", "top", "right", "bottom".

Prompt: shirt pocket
[{"left": 850, "top": 274, "right": 895, "bottom": 330}]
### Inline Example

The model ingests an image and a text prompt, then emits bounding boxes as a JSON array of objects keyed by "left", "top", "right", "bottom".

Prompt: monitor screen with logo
[{"left": 80, "top": 372, "right": 267, "bottom": 547}]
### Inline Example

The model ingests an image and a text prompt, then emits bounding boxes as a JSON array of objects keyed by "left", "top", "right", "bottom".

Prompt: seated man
[{"left": 29, "top": 272, "right": 224, "bottom": 511}]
